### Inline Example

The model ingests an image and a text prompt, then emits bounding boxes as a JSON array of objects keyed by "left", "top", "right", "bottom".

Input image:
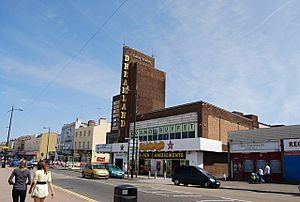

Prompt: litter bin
[{"left": 114, "top": 184, "right": 137, "bottom": 202}]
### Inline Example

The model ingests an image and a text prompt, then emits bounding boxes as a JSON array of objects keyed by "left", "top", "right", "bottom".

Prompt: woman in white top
[{"left": 29, "top": 160, "right": 54, "bottom": 202}]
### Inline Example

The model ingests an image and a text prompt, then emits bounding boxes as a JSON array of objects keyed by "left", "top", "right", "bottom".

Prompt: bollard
[
  {"left": 154, "top": 171, "right": 157, "bottom": 179},
  {"left": 164, "top": 171, "right": 166, "bottom": 180},
  {"left": 148, "top": 171, "right": 151, "bottom": 179}
]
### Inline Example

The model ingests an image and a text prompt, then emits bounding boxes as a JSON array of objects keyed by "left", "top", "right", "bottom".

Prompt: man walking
[{"left": 264, "top": 163, "right": 271, "bottom": 183}]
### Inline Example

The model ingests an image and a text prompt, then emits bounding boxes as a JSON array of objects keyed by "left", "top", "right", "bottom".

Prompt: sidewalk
[
  {"left": 134, "top": 175, "right": 300, "bottom": 195},
  {"left": 0, "top": 167, "right": 93, "bottom": 202}
]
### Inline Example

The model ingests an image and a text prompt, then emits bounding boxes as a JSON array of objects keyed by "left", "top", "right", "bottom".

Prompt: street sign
[{"left": 2, "top": 146, "right": 9, "bottom": 149}]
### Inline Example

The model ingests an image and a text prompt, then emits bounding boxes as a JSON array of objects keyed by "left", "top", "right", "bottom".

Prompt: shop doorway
[{"left": 115, "top": 158, "right": 123, "bottom": 170}]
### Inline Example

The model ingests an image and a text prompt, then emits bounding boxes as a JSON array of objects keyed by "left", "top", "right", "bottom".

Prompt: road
[{"left": 50, "top": 169, "right": 300, "bottom": 202}]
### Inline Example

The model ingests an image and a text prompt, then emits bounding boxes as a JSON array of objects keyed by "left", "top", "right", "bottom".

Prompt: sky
[{"left": 1, "top": 0, "right": 300, "bottom": 141}]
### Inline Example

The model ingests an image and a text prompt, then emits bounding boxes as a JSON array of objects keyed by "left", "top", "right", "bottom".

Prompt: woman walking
[
  {"left": 29, "top": 160, "right": 54, "bottom": 202},
  {"left": 8, "top": 159, "right": 32, "bottom": 202}
]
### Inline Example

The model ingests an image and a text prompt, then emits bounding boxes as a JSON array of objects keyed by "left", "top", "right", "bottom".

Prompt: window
[
  {"left": 83, "top": 142, "right": 85, "bottom": 149},
  {"left": 243, "top": 160, "right": 254, "bottom": 172},
  {"left": 87, "top": 141, "right": 90, "bottom": 149},
  {"left": 80, "top": 131, "right": 82, "bottom": 137},
  {"left": 75, "top": 132, "right": 78, "bottom": 137},
  {"left": 182, "top": 132, "right": 188, "bottom": 139},
  {"left": 188, "top": 131, "right": 195, "bottom": 138},
  {"left": 269, "top": 160, "right": 281, "bottom": 173},
  {"left": 75, "top": 142, "right": 77, "bottom": 149},
  {"left": 78, "top": 142, "right": 81, "bottom": 149},
  {"left": 84, "top": 131, "right": 86, "bottom": 136},
  {"left": 88, "top": 130, "right": 91, "bottom": 136},
  {"left": 175, "top": 132, "right": 181, "bottom": 139}
]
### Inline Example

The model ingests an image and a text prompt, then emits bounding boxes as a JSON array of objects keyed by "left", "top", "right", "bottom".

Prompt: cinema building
[
  {"left": 102, "top": 46, "right": 259, "bottom": 178},
  {"left": 228, "top": 125, "right": 300, "bottom": 183}
]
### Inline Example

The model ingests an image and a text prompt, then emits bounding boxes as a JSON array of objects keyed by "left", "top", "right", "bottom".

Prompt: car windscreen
[
  {"left": 196, "top": 167, "right": 215, "bottom": 179},
  {"left": 93, "top": 164, "right": 105, "bottom": 169}
]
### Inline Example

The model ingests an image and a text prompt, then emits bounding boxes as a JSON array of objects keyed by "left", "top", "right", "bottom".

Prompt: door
[{"left": 115, "top": 158, "right": 123, "bottom": 170}]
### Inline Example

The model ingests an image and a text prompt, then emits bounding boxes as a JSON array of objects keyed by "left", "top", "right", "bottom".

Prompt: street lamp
[
  {"left": 130, "top": 89, "right": 137, "bottom": 178},
  {"left": 2, "top": 106, "right": 23, "bottom": 168},
  {"left": 43, "top": 127, "right": 51, "bottom": 160}
]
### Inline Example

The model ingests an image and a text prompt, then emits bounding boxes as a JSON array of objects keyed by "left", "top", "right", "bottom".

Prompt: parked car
[
  {"left": 82, "top": 164, "right": 109, "bottom": 179},
  {"left": 103, "top": 164, "right": 125, "bottom": 178},
  {"left": 27, "top": 160, "right": 38, "bottom": 169},
  {"left": 10, "top": 159, "right": 20, "bottom": 167},
  {"left": 172, "top": 165, "right": 220, "bottom": 188}
]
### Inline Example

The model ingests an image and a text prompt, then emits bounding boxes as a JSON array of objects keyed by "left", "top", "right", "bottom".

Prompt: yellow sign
[
  {"left": 2, "top": 146, "right": 9, "bottom": 149},
  {"left": 139, "top": 141, "right": 165, "bottom": 151}
]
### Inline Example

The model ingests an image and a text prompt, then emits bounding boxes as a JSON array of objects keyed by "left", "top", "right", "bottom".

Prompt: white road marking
[
  {"left": 173, "top": 194, "right": 203, "bottom": 197},
  {"left": 53, "top": 184, "right": 99, "bottom": 202}
]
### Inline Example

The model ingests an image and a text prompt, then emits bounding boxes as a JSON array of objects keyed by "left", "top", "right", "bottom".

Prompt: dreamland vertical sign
[{"left": 118, "top": 52, "right": 130, "bottom": 142}]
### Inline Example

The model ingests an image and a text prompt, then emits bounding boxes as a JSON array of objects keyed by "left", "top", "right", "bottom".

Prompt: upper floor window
[
  {"left": 84, "top": 131, "right": 86, "bottom": 136},
  {"left": 80, "top": 131, "right": 82, "bottom": 137}
]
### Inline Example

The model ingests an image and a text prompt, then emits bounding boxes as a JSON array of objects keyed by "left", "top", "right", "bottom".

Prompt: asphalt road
[{"left": 50, "top": 169, "right": 300, "bottom": 202}]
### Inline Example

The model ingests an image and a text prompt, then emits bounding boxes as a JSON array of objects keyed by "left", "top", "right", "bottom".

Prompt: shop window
[
  {"left": 148, "top": 135, "right": 153, "bottom": 141},
  {"left": 243, "top": 160, "right": 254, "bottom": 172},
  {"left": 269, "top": 160, "right": 281, "bottom": 173},
  {"left": 175, "top": 132, "right": 181, "bottom": 139},
  {"left": 182, "top": 132, "right": 188, "bottom": 139},
  {"left": 256, "top": 159, "right": 266, "bottom": 170},
  {"left": 188, "top": 131, "right": 195, "bottom": 138},
  {"left": 163, "top": 134, "right": 169, "bottom": 140},
  {"left": 139, "top": 136, "right": 143, "bottom": 141},
  {"left": 170, "top": 133, "right": 175, "bottom": 139},
  {"left": 158, "top": 134, "right": 164, "bottom": 140},
  {"left": 142, "top": 136, "right": 147, "bottom": 141},
  {"left": 153, "top": 134, "right": 158, "bottom": 141}
]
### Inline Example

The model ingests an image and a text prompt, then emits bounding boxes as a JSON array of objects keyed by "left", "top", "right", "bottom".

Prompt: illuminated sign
[
  {"left": 139, "top": 141, "right": 165, "bottom": 151},
  {"left": 139, "top": 151, "right": 186, "bottom": 159},
  {"left": 119, "top": 54, "right": 130, "bottom": 128}
]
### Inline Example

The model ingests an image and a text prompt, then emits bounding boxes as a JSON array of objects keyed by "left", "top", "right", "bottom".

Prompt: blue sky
[{"left": 1, "top": 0, "right": 300, "bottom": 141}]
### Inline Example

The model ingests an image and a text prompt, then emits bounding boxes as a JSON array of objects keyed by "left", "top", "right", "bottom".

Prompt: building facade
[
  {"left": 74, "top": 118, "right": 111, "bottom": 163},
  {"left": 100, "top": 101, "right": 259, "bottom": 178},
  {"left": 107, "top": 46, "right": 166, "bottom": 143},
  {"left": 228, "top": 125, "right": 300, "bottom": 183},
  {"left": 58, "top": 118, "right": 82, "bottom": 161}
]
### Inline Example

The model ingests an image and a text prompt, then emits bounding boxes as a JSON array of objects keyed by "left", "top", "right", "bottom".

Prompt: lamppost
[
  {"left": 2, "top": 106, "right": 23, "bottom": 168},
  {"left": 43, "top": 127, "right": 51, "bottom": 160},
  {"left": 130, "top": 89, "right": 137, "bottom": 178}
]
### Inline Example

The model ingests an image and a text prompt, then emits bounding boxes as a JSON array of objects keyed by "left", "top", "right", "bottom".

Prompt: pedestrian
[
  {"left": 29, "top": 160, "right": 54, "bottom": 202},
  {"left": 264, "top": 163, "right": 271, "bottom": 183},
  {"left": 257, "top": 167, "right": 264, "bottom": 183},
  {"left": 8, "top": 159, "right": 32, "bottom": 202}
]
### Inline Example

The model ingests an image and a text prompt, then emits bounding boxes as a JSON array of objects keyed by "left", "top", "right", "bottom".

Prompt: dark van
[{"left": 172, "top": 165, "right": 220, "bottom": 188}]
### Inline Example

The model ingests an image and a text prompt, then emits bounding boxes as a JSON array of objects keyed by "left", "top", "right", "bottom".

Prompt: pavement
[
  {"left": 60, "top": 167, "right": 300, "bottom": 196},
  {"left": 0, "top": 167, "right": 95, "bottom": 202}
]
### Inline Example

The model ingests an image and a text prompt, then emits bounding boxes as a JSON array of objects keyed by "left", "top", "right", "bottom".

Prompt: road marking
[
  {"left": 173, "top": 194, "right": 203, "bottom": 197},
  {"left": 197, "top": 198, "right": 252, "bottom": 202},
  {"left": 53, "top": 184, "right": 99, "bottom": 202}
]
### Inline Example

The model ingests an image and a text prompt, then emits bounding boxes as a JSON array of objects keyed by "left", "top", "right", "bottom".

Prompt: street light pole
[
  {"left": 130, "top": 89, "right": 137, "bottom": 178},
  {"left": 2, "top": 106, "right": 23, "bottom": 168},
  {"left": 43, "top": 127, "right": 51, "bottom": 160}
]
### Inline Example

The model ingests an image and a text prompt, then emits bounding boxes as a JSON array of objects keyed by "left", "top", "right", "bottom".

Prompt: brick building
[
  {"left": 101, "top": 46, "right": 259, "bottom": 178},
  {"left": 107, "top": 46, "right": 166, "bottom": 143}
]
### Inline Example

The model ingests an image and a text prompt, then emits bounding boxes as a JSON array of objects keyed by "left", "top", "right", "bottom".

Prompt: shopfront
[
  {"left": 229, "top": 141, "right": 282, "bottom": 181},
  {"left": 282, "top": 138, "right": 300, "bottom": 183}
]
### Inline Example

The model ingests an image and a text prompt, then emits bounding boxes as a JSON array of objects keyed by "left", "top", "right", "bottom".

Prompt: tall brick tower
[{"left": 108, "top": 46, "right": 166, "bottom": 143}]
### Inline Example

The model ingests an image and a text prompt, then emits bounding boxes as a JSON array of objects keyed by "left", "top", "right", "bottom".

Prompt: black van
[{"left": 172, "top": 165, "right": 220, "bottom": 188}]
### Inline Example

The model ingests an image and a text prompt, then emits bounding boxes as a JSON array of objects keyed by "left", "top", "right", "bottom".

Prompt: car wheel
[
  {"left": 183, "top": 184, "right": 188, "bottom": 186},
  {"left": 174, "top": 179, "right": 180, "bottom": 186},
  {"left": 82, "top": 172, "right": 85, "bottom": 178},
  {"left": 91, "top": 173, "right": 95, "bottom": 179},
  {"left": 203, "top": 181, "right": 210, "bottom": 188}
]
